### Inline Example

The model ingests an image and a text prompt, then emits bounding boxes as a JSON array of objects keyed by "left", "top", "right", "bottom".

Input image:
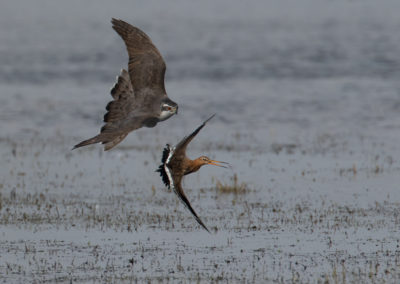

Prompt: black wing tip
[
  {"left": 156, "top": 144, "right": 171, "bottom": 189},
  {"left": 193, "top": 214, "right": 211, "bottom": 233},
  {"left": 160, "top": 144, "right": 170, "bottom": 164},
  {"left": 198, "top": 219, "right": 211, "bottom": 233},
  {"left": 199, "top": 114, "right": 216, "bottom": 129},
  {"left": 156, "top": 164, "right": 171, "bottom": 189},
  {"left": 177, "top": 193, "right": 211, "bottom": 233},
  {"left": 195, "top": 114, "right": 216, "bottom": 134},
  {"left": 204, "top": 114, "right": 216, "bottom": 124}
]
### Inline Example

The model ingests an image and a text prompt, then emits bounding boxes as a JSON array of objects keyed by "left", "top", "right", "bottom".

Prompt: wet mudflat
[
  {"left": 1, "top": 80, "right": 400, "bottom": 283},
  {"left": 2, "top": 0, "right": 400, "bottom": 282}
]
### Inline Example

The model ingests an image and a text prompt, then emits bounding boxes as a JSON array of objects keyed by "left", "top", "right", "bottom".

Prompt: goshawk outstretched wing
[{"left": 74, "top": 19, "right": 172, "bottom": 151}]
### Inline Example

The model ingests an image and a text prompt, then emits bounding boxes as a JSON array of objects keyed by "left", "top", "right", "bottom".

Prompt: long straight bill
[{"left": 208, "top": 160, "right": 231, "bottom": 169}]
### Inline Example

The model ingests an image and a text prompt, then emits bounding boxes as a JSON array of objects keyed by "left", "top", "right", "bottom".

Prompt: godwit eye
[{"left": 167, "top": 106, "right": 172, "bottom": 111}]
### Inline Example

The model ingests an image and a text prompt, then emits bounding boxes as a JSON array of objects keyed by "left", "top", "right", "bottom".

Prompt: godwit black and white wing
[
  {"left": 156, "top": 115, "right": 217, "bottom": 233},
  {"left": 74, "top": 19, "right": 177, "bottom": 151}
]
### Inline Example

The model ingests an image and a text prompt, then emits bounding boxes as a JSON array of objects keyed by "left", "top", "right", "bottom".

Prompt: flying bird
[
  {"left": 74, "top": 18, "right": 178, "bottom": 151},
  {"left": 156, "top": 115, "right": 229, "bottom": 232}
]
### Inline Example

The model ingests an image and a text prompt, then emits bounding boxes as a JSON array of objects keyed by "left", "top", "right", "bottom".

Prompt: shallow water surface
[{"left": 1, "top": 0, "right": 400, "bottom": 282}]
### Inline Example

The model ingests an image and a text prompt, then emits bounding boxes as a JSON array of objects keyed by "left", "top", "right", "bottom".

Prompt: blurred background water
[
  {"left": 2, "top": 0, "right": 400, "bottom": 82},
  {"left": 1, "top": 0, "right": 400, "bottom": 143}
]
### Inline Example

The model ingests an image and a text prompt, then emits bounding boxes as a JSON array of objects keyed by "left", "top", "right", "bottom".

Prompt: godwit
[{"left": 157, "top": 115, "right": 229, "bottom": 232}]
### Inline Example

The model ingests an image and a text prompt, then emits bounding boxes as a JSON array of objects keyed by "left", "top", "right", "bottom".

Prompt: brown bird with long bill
[{"left": 157, "top": 114, "right": 229, "bottom": 232}]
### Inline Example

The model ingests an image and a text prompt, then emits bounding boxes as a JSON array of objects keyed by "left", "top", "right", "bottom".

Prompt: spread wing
[
  {"left": 74, "top": 19, "right": 170, "bottom": 152},
  {"left": 73, "top": 69, "right": 150, "bottom": 151},
  {"left": 111, "top": 18, "right": 166, "bottom": 94},
  {"left": 156, "top": 121, "right": 213, "bottom": 232},
  {"left": 104, "top": 69, "right": 135, "bottom": 125},
  {"left": 156, "top": 146, "right": 210, "bottom": 232},
  {"left": 172, "top": 176, "right": 210, "bottom": 233},
  {"left": 174, "top": 114, "right": 216, "bottom": 157}
]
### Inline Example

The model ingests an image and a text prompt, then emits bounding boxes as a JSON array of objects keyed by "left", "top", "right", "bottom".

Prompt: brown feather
[
  {"left": 111, "top": 18, "right": 166, "bottom": 93},
  {"left": 74, "top": 19, "right": 177, "bottom": 151},
  {"left": 104, "top": 134, "right": 128, "bottom": 151},
  {"left": 174, "top": 114, "right": 215, "bottom": 157},
  {"left": 174, "top": 181, "right": 210, "bottom": 233},
  {"left": 104, "top": 69, "right": 135, "bottom": 123},
  {"left": 156, "top": 115, "right": 217, "bottom": 232},
  {"left": 74, "top": 69, "right": 136, "bottom": 151},
  {"left": 110, "top": 69, "right": 132, "bottom": 99}
]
